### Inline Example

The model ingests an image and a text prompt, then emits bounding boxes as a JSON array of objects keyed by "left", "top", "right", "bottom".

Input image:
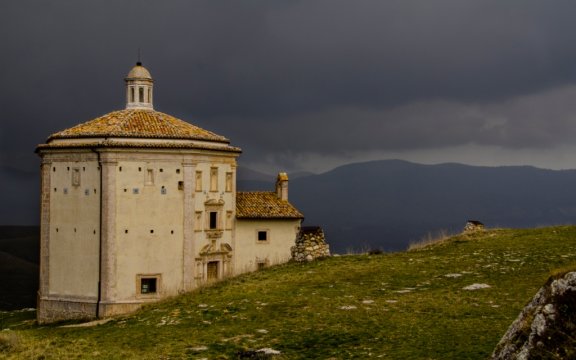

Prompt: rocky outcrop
[
  {"left": 491, "top": 271, "right": 576, "bottom": 359},
  {"left": 291, "top": 226, "right": 330, "bottom": 262}
]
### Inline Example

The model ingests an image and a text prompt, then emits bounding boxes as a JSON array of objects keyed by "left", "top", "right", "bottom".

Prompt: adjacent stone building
[{"left": 35, "top": 63, "right": 304, "bottom": 323}]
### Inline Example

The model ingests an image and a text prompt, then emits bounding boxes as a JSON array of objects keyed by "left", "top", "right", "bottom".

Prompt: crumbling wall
[
  {"left": 291, "top": 226, "right": 330, "bottom": 262},
  {"left": 464, "top": 220, "right": 485, "bottom": 233}
]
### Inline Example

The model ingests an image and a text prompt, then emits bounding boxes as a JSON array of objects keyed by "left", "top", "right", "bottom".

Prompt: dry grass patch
[
  {"left": 0, "top": 331, "right": 20, "bottom": 354},
  {"left": 408, "top": 228, "right": 453, "bottom": 250}
]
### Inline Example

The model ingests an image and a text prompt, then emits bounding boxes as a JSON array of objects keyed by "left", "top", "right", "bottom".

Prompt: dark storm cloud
[{"left": 2, "top": 0, "right": 576, "bottom": 172}]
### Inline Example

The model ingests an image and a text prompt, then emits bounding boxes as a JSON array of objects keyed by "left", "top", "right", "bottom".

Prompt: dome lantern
[{"left": 125, "top": 62, "right": 154, "bottom": 110}]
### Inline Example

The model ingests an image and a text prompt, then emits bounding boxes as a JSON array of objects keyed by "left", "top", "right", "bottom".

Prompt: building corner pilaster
[
  {"left": 38, "top": 158, "right": 52, "bottom": 308},
  {"left": 99, "top": 154, "right": 118, "bottom": 309},
  {"left": 182, "top": 161, "right": 196, "bottom": 291}
]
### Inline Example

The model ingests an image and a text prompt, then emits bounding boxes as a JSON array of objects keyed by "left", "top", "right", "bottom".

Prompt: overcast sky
[{"left": 3, "top": 1, "right": 576, "bottom": 174}]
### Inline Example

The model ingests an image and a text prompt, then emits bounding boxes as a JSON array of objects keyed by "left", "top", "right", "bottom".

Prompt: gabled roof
[
  {"left": 236, "top": 192, "right": 304, "bottom": 219},
  {"left": 47, "top": 109, "right": 229, "bottom": 142}
]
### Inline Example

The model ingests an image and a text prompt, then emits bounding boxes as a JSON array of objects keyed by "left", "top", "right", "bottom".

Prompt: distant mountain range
[
  {"left": 240, "top": 160, "right": 576, "bottom": 253},
  {"left": 4, "top": 160, "right": 576, "bottom": 253}
]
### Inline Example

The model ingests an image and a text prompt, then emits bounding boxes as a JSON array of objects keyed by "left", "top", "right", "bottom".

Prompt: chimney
[{"left": 275, "top": 172, "right": 289, "bottom": 201}]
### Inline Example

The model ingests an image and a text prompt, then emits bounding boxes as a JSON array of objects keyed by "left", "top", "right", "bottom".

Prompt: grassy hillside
[{"left": 2, "top": 226, "right": 576, "bottom": 359}]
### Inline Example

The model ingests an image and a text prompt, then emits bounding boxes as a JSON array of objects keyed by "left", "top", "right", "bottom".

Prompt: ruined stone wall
[
  {"left": 291, "top": 227, "right": 330, "bottom": 262},
  {"left": 464, "top": 220, "right": 485, "bottom": 233}
]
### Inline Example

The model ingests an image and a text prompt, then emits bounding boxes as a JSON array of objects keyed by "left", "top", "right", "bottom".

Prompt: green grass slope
[{"left": 3, "top": 226, "right": 576, "bottom": 359}]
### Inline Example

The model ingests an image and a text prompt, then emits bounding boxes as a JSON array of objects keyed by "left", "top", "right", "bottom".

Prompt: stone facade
[{"left": 291, "top": 226, "right": 330, "bottom": 262}]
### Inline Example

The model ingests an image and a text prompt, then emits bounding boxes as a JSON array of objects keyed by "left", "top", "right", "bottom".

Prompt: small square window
[
  {"left": 141, "top": 278, "right": 157, "bottom": 294},
  {"left": 258, "top": 231, "right": 268, "bottom": 242}
]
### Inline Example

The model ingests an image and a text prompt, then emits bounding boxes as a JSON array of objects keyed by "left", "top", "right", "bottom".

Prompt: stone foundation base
[
  {"left": 37, "top": 297, "right": 149, "bottom": 324},
  {"left": 37, "top": 297, "right": 98, "bottom": 324},
  {"left": 98, "top": 301, "right": 144, "bottom": 317}
]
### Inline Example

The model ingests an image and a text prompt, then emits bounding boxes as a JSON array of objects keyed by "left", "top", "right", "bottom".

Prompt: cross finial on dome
[{"left": 125, "top": 62, "right": 154, "bottom": 110}]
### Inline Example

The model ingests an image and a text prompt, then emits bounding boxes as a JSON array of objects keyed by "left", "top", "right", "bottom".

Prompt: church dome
[
  {"left": 36, "top": 63, "right": 241, "bottom": 154},
  {"left": 125, "top": 62, "right": 152, "bottom": 80}
]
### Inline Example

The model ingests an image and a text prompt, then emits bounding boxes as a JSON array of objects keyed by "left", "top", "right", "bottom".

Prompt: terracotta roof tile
[
  {"left": 47, "top": 109, "right": 229, "bottom": 143},
  {"left": 236, "top": 192, "right": 304, "bottom": 219}
]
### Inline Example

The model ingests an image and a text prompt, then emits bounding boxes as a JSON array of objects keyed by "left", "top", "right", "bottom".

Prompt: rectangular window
[
  {"left": 210, "top": 167, "right": 218, "bottom": 192},
  {"left": 258, "top": 230, "right": 268, "bottom": 242},
  {"left": 130, "top": 87, "right": 135, "bottom": 102},
  {"left": 195, "top": 171, "right": 202, "bottom": 192},
  {"left": 140, "top": 278, "right": 157, "bottom": 294},
  {"left": 257, "top": 261, "right": 267, "bottom": 270},
  {"left": 209, "top": 212, "right": 218, "bottom": 230},
  {"left": 225, "top": 172, "right": 233, "bottom": 192},
  {"left": 139, "top": 87, "right": 144, "bottom": 102}
]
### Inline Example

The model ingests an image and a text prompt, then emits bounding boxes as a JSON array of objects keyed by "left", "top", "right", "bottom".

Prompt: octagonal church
[{"left": 35, "top": 63, "right": 303, "bottom": 323}]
